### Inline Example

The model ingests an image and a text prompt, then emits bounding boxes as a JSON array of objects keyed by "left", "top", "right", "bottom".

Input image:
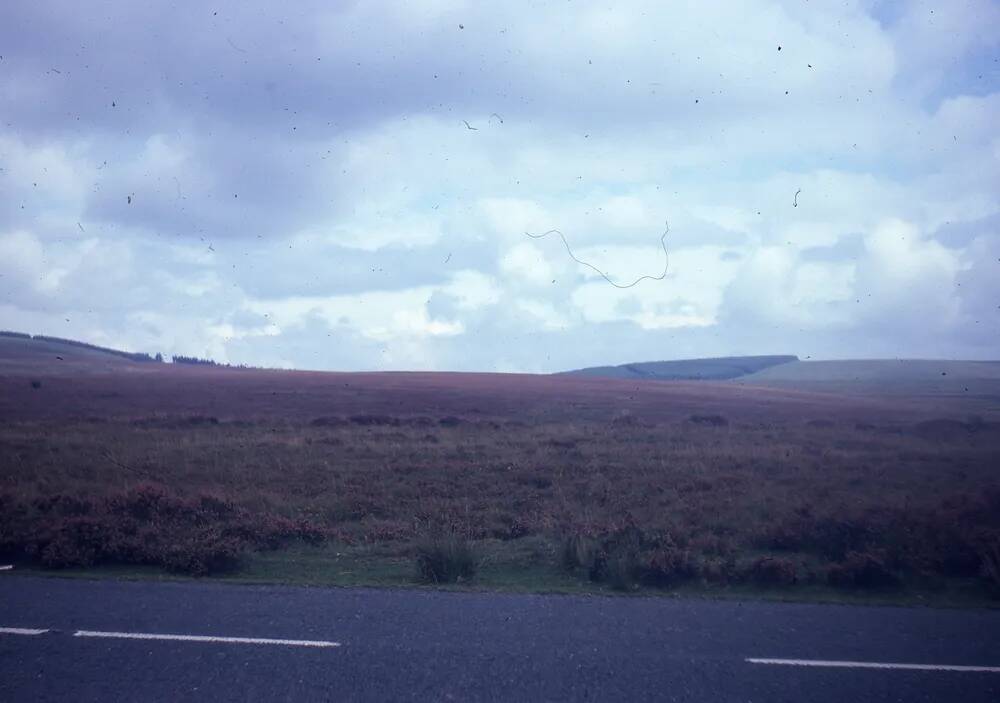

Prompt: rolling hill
[
  {"left": 738, "top": 358, "right": 1000, "bottom": 397},
  {"left": 559, "top": 355, "right": 798, "bottom": 381},
  {"left": 0, "top": 332, "right": 158, "bottom": 375}
]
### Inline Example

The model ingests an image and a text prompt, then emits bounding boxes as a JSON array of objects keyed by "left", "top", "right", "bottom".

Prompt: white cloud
[
  {"left": 442, "top": 270, "right": 502, "bottom": 309},
  {"left": 1, "top": 0, "right": 997, "bottom": 367}
]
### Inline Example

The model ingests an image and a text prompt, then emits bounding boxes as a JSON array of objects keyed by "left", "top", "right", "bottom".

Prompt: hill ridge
[{"left": 560, "top": 355, "right": 799, "bottom": 381}]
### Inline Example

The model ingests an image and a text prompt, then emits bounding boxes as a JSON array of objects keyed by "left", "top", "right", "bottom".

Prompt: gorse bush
[
  {"left": 826, "top": 551, "right": 900, "bottom": 588},
  {"left": 698, "top": 555, "right": 738, "bottom": 584},
  {"left": 975, "top": 533, "right": 1000, "bottom": 596},
  {"left": 746, "top": 556, "right": 798, "bottom": 586},
  {"left": 414, "top": 535, "right": 477, "bottom": 584},
  {"left": 758, "top": 490, "right": 1000, "bottom": 584},
  {"left": 158, "top": 529, "right": 245, "bottom": 576},
  {"left": 0, "top": 483, "right": 324, "bottom": 576}
]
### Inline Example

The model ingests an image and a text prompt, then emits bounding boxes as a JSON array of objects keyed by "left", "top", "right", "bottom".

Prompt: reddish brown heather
[{"left": 1, "top": 362, "right": 999, "bottom": 588}]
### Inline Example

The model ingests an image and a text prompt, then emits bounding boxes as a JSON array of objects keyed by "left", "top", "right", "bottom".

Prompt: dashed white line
[
  {"left": 0, "top": 627, "right": 49, "bottom": 636},
  {"left": 747, "top": 658, "right": 1000, "bottom": 673},
  {"left": 73, "top": 630, "right": 341, "bottom": 648}
]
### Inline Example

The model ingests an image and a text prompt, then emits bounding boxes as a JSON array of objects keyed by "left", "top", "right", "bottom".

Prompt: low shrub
[
  {"left": 349, "top": 414, "right": 398, "bottom": 426},
  {"left": 763, "top": 492, "right": 1000, "bottom": 589},
  {"left": 39, "top": 516, "right": 107, "bottom": 568},
  {"left": 2, "top": 484, "right": 324, "bottom": 576},
  {"left": 562, "top": 526, "right": 695, "bottom": 590},
  {"left": 746, "top": 556, "right": 798, "bottom": 586},
  {"left": 159, "top": 530, "right": 246, "bottom": 576},
  {"left": 414, "top": 535, "right": 477, "bottom": 584},
  {"left": 489, "top": 513, "right": 531, "bottom": 541},
  {"left": 827, "top": 551, "right": 900, "bottom": 588},
  {"left": 761, "top": 513, "right": 872, "bottom": 561},
  {"left": 697, "top": 555, "right": 738, "bottom": 584},
  {"left": 977, "top": 534, "right": 1000, "bottom": 596},
  {"left": 912, "top": 418, "right": 979, "bottom": 441},
  {"left": 310, "top": 416, "right": 348, "bottom": 427},
  {"left": 560, "top": 533, "right": 597, "bottom": 572},
  {"left": 603, "top": 549, "right": 639, "bottom": 591},
  {"left": 562, "top": 527, "right": 643, "bottom": 586},
  {"left": 689, "top": 414, "right": 728, "bottom": 427},
  {"left": 515, "top": 472, "right": 552, "bottom": 490},
  {"left": 636, "top": 540, "right": 696, "bottom": 587},
  {"left": 610, "top": 410, "right": 637, "bottom": 426}
]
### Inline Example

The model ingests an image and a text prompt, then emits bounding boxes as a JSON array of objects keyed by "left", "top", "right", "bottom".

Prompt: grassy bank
[{"left": 10, "top": 538, "right": 997, "bottom": 609}]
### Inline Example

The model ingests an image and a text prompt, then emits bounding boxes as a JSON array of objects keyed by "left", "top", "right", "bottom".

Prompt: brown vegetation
[{"left": 1, "top": 363, "right": 999, "bottom": 594}]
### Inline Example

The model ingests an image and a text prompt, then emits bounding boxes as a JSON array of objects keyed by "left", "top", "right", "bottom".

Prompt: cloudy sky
[{"left": 1, "top": 1, "right": 997, "bottom": 371}]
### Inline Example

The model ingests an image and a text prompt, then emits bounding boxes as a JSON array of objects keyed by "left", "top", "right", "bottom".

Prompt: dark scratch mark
[
  {"left": 793, "top": 188, "right": 801, "bottom": 208},
  {"left": 444, "top": 253, "right": 452, "bottom": 264},
  {"left": 525, "top": 222, "right": 670, "bottom": 289},
  {"left": 463, "top": 120, "right": 478, "bottom": 130},
  {"left": 490, "top": 113, "right": 504, "bottom": 124},
  {"left": 77, "top": 222, "right": 84, "bottom": 232},
  {"left": 226, "top": 37, "right": 247, "bottom": 54}
]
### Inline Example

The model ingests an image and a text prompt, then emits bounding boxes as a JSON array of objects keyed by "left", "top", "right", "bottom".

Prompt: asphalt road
[{"left": 1, "top": 576, "right": 998, "bottom": 702}]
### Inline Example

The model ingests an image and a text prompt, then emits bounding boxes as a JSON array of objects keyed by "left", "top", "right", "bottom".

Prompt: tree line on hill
[{"left": 171, "top": 355, "right": 219, "bottom": 365}]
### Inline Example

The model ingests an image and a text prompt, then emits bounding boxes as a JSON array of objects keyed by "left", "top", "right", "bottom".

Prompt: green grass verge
[{"left": 7, "top": 536, "right": 998, "bottom": 609}]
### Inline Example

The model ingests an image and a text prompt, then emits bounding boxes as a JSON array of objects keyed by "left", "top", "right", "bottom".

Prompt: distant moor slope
[
  {"left": 0, "top": 333, "right": 156, "bottom": 375},
  {"left": 560, "top": 355, "right": 798, "bottom": 381},
  {"left": 739, "top": 359, "right": 1000, "bottom": 398}
]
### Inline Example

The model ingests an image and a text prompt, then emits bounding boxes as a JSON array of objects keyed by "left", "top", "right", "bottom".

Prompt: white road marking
[
  {"left": 73, "top": 630, "right": 341, "bottom": 648},
  {"left": 0, "top": 565, "right": 13, "bottom": 571},
  {"left": 747, "top": 658, "right": 1000, "bottom": 673},
  {"left": 0, "top": 627, "right": 49, "bottom": 636}
]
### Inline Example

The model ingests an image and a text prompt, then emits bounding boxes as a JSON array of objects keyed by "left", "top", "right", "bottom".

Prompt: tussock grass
[{"left": 414, "top": 535, "right": 477, "bottom": 583}]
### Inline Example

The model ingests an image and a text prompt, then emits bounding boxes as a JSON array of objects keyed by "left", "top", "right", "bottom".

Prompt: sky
[{"left": 1, "top": 0, "right": 998, "bottom": 372}]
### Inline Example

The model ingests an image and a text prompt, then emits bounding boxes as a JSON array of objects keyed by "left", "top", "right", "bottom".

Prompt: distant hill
[
  {"left": 739, "top": 359, "right": 1000, "bottom": 397},
  {"left": 559, "top": 355, "right": 799, "bottom": 381},
  {"left": 0, "top": 331, "right": 158, "bottom": 375}
]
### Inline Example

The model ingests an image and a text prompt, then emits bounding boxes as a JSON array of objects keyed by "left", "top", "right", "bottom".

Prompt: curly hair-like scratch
[{"left": 524, "top": 221, "right": 669, "bottom": 289}]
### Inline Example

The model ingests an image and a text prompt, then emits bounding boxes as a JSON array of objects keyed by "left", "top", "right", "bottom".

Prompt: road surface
[{"left": 1, "top": 576, "right": 998, "bottom": 701}]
